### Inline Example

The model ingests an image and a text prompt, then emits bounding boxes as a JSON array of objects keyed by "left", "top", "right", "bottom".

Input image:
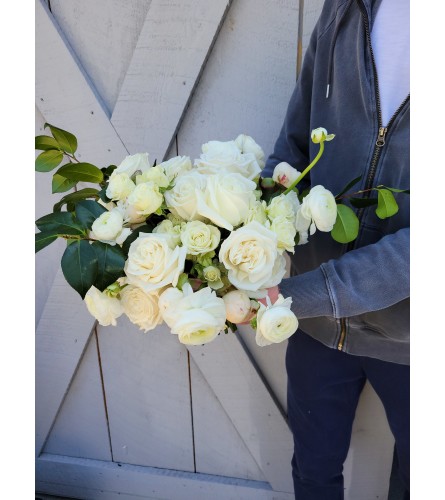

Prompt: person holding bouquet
[{"left": 261, "top": 0, "right": 410, "bottom": 498}]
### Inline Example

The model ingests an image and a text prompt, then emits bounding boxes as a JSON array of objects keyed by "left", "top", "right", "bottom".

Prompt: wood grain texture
[
  {"left": 43, "top": 333, "right": 112, "bottom": 461},
  {"left": 35, "top": 0, "right": 128, "bottom": 167},
  {"left": 190, "top": 356, "right": 266, "bottom": 481},
  {"left": 187, "top": 333, "right": 294, "bottom": 493},
  {"left": 36, "top": 453, "right": 295, "bottom": 500},
  {"left": 111, "top": 0, "right": 233, "bottom": 161},
  {"left": 96, "top": 316, "right": 195, "bottom": 472},
  {"left": 49, "top": 0, "right": 152, "bottom": 114}
]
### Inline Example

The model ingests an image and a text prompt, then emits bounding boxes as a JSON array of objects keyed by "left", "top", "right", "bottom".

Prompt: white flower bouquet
[{"left": 35, "top": 124, "right": 407, "bottom": 346}]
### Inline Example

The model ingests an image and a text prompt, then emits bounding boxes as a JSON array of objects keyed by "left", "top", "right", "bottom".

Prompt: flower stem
[{"left": 283, "top": 141, "right": 325, "bottom": 195}]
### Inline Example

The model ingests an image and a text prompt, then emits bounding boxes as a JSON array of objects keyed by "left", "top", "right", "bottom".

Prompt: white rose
[
  {"left": 234, "top": 134, "right": 265, "bottom": 169},
  {"left": 203, "top": 266, "right": 223, "bottom": 290},
  {"left": 299, "top": 185, "right": 338, "bottom": 233},
  {"left": 106, "top": 172, "right": 135, "bottom": 202},
  {"left": 219, "top": 221, "right": 286, "bottom": 291},
  {"left": 158, "top": 286, "right": 184, "bottom": 328},
  {"left": 153, "top": 219, "right": 185, "bottom": 247},
  {"left": 223, "top": 289, "right": 252, "bottom": 323},
  {"left": 125, "top": 233, "right": 187, "bottom": 292},
  {"left": 256, "top": 295, "right": 298, "bottom": 347},
  {"left": 196, "top": 172, "right": 257, "bottom": 230},
  {"left": 180, "top": 221, "right": 221, "bottom": 255},
  {"left": 311, "top": 127, "right": 335, "bottom": 144},
  {"left": 272, "top": 162, "right": 301, "bottom": 188},
  {"left": 159, "top": 156, "right": 193, "bottom": 182},
  {"left": 127, "top": 182, "right": 163, "bottom": 216},
  {"left": 116, "top": 200, "right": 147, "bottom": 224},
  {"left": 195, "top": 140, "right": 261, "bottom": 180},
  {"left": 161, "top": 284, "right": 226, "bottom": 345},
  {"left": 270, "top": 216, "right": 297, "bottom": 254},
  {"left": 120, "top": 285, "right": 163, "bottom": 332},
  {"left": 84, "top": 286, "right": 123, "bottom": 326},
  {"left": 136, "top": 165, "right": 169, "bottom": 188},
  {"left": 267, "top": 191, "right": 300, "bottom": 221},
  {"left": 115, "top": 152, "right": 151, "bottom": 177},
  {"left": 164, "top": 171, "right": 207, "bottom": 221},
  {"left": 244, "top": 199, "right": 267, "bottom": 224},
  {"left": 90, "top": 208, "right": 131, "bottom": 245}
]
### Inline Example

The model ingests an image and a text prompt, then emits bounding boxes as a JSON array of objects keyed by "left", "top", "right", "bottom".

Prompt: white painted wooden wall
[{"left": 35, "top": 0, "right": 395, "bottom": 498}]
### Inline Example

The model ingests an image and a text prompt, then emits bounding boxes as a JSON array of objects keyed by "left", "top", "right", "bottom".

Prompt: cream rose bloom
[
  {"left": 267, "top": 191, "right": 300, "bottom": 221},
  {"left": 164, "top": 171, "right": 207, "bottom": 221},
  {"left": 124, "top": 233, "right": 187, "bottom": 292},
  {"left": 106, "top": 172, "right": 135, "bottom": 202},
  {"left": 159, "top": 156, "right": 193, "bottom": 182},
  {"left": 298, "top": 185, "right": 338, "bottom": 233},
  {"left": 203, "top": 266, "right": 223, "bottom": 290},
  {"left": 120, "top": 285, "right": 163, "bottom": 332},
  {"left": 136, "top": 165, "right": 169, "bottom": 188},
  {"left": 90, "top": 208, "right": 131, "bottom": 246},
  {"left": 84, "top": 286, "right": 123, "bottom": 326},
  {"left": 196, "top": 172, "right": 257, "bottom": 231},
  {"left": 153, "top": 219, "right": 185, "bottom": 247},
  {"left": 219, "top": 221, "right": 286, "bottom": 291},
  {"left": 222, "top": 289, "right": 252, "bottom": 323},
  {"left": 180, "top": 221, "right": 221, "bottom": 255},
  {"left": 159, "top": 284, "right": 226, "bottom": 345},
  {"left": 234, "top": 134, "right": 265, "bottom": 169},
  {"left": 272, "top": 162, "right": 301, "bottom": 188},
  {"left": 244, "top": 199, "right": 267, "bottom": 225},
  {"left": 127, "top": 182, "right": 163, "bottom": 217},
  {"left": 115, "top": 152, "right": 151, "bottom": 177},
  {"left": 270, "top": 216, "right": 297, "bottom": 254},
  {"left": 255, "top": 295, "right": 298, "bottom": 347}
]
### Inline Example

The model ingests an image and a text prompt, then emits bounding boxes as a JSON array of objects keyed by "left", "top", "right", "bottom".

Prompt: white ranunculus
[
  {"left": 106, "top": 172, "right": 136, "bottom": 202},
  {"left": 115, "top": 152, "right": 151, "bottom": 177},
  {"left": 125, "top": 233, "right": 187, "bottom": 292},
  {"left": 256, "top": 295, "right": 298, "bottom": 347},
  {"left": 223, "top": 289, "right": 252, "bottom": 323},
  {"left": 270, "top": 215, "right": 297, "bottom": 254},
  {"left": 272, "top": 162, "right": 301, "bottom": 188},
  {"left": 127, "top": 182, "right": 163, "bottom": 217},
  {"left": 195, "top": 140, "right": 262, "bottom": 180},
  {"left": 267, "top": 191, "right": 300, "bottom": 221},
  {"left": 161, "top": 284, "right": 226, "bottom": 345},
  {"left": 219, "top": 221, "right": 285, "bottom": 291},
  {"left": 158, "top": 286, "right": 185, "bottom": 328},
  {"left": 180, "top": 221, "right": 221, "bottom": 255},
  {"left": 311, "top": 127, "right": 335, "bottom": 144},
  {"left": 244, "top": 199, "right": 267, "bottom": 225},
  {"left": 164, "top": 171, "right": 207, "bottom": 221},
  {"left": 84, "top": 286, "right": 123, "bottom": 326},
  {"left": 299, "top": 185, "right": 338, "bottom": 233},
  {"left": 90, "top": 209, "right": 132, "bottom": 246},
  {"left": 136, "top": 165, "right": 169, "bottom": 188},
  {"left": 120, "top": 285, "right": 163, "bottom": 332},
  {"left": 159, "top": 156, "right": 193, "bottom": 182},
  {"left": 234, "top": 134, "right": 265, "bottom": 169},
  {"left": 196, "top": 172, "right": 257, "bottom": 231},
  {"left": 153, "top": 219, "right": 185, "bottom": 247}
]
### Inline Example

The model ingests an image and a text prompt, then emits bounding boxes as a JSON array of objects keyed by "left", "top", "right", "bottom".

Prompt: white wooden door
[{"left": 35, "top": 1, "right": 395, "bottom": 498}]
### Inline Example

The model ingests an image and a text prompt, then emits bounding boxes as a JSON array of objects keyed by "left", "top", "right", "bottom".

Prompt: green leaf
[
  {"left": 53, "top": 188, "right": 99, "bottom": 212},
  {"left": 35, "top": 231, "right": 58, "bottom": 253},
  {"left": 61, "top": 240, "right": 98, "bottom": 298},
  {"left": 35, "top": 150, "right": 64, "bottom": 172},
  {"left": 349, "top": 197, "right": 378, "bottom": 208},
  {"left": 44, "top": 123, "right": 78, "bottom": 154},
  {"left": 331, "top": 204, "right": 359, "bottom": 244},
  {"left": 335, "top": 175, "right": 362, "bottom": 198},
  {"left": 75, "top": 200, "right": 107, "bottom": 230},
  {"left": 91, "top": 242, "right": 126, "bottom": 291},
  {"left": 35, "top": 212, "right": 84, "bottom": 235},
  {"left": 376, "top": 185, "right": 410, "bottom": 194},
  {"left": 98, "top": 186, "right": 111, "bottom": 203},
  {"left": 101, "top": 165, "right": 118, "bottom": 178},
  {"left": 375, "top": 189, "right": 399, "bottom": 219},
  {"left": 56, "top": 163, "right": 104, "bottom": 184},
  {"left": 35, "top": 135, "right": 61, "bottom": 151},
  {"left": 52, "top": 173, "right": 77, "bottom": 194}
]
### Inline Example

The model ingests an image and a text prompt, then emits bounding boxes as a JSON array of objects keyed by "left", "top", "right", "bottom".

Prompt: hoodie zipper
[{"left": 337, "top": 0, "right": 410, "bottom": 351}]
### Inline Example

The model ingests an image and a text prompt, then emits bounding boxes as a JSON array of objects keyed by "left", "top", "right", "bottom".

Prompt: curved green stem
[{"left": 283, "top": 141, "right": 325, "bottom": 195}]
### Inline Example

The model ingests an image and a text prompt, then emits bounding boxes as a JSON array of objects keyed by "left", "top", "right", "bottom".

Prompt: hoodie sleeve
[{"left": 278, "top": 227, "right": 410, "bottom": 319}]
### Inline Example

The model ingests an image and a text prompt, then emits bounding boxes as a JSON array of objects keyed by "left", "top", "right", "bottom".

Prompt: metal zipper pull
[
  {"left": 376, "top": 127, "right": 388, "bottom": 147},
  {"left": 337, "top": 318, "right": 346, "bottom": 351}
]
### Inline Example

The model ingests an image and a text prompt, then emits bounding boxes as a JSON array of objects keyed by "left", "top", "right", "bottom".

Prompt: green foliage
[
  {"left": 75, "top": 200, "right": 108, "bottom": 230},
  {"left": 35, "top": 211, "right": 85, "bottom": 235},
  {"left": 61, "top": 240, "right": 98, "bottom": 298},
  {"left": 349, "top": 197, "right": 378, "bottom": 208},
  {"left": 35, "top": 231, "right": 59, "bottom": 253},
  {"left": 35, "top": 150, "right": 64, "bottom": 172},
  {"left": 335, "top": 175, "right": 362, "bottom": 198},
  {"left": 331, "top": 204, "right": 359, "bottom": 244},
  {"left": 53, "top": 188, "right": 100, "bottom": 212},
  {"left": 52, "top": 173, "right": 77, "bottom": 194},
  {"left": 44, "top": 123, "right": 78, "bottom": 155},
  {"left": 35, "top": 135, "right": 61, "bottom": 151},
  {"left": 91, "top": 242, "right": 126, "bottom": 291},
  {"left": 56, "top": 163, "right": 104, "bottom": 184},
  {"left": 375, "top": 189, "right": 399, "bottom": 219}
]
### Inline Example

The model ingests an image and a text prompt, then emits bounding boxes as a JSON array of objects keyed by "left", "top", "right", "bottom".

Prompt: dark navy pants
[{"left": 286, "top": 330, "right": 410, "bottom": 499}]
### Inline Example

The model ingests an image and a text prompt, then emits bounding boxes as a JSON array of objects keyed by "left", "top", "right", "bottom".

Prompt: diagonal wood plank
[
  {"left": 187, "top": 329, "right": 294, "bottom": 493},
  {"left": 111, "top": 0, "right": 233, "bottom": 161}
]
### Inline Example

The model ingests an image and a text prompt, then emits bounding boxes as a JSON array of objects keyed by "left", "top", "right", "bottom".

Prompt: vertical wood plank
[
  {"left": 97, "top": 316, "right": 195, "bottom": 471},
  {"left": 111, "top": 0, "right": 233, "bottom": 161}
]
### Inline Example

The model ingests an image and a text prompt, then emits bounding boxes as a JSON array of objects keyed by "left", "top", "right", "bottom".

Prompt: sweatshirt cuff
[{"left": 278, "top": 266, "right": 335, "bottom": 319}]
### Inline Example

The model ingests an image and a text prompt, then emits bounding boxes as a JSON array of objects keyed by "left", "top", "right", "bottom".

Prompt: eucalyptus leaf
[
  {"left": 75, "top": 200, "right": 108, "bottom": 230},
  {"left": 375, "top": 189, "right": 399, "bottom": 219},
  {"left": 335, "top": 175, "right": 363, "bottom": 198},
  {"left": 35, "top": 212, "right": 84, "bottom": 235},
  {"left": 35, "top": 150, "right": 64, "bottom": 172},
  {"left": 61, "top": 240, "right": 98, "bottom": 298},
  {"left": 44, "top": 123, "right": 78, "bottom": 155},
  {"left": 92, "top": 242, "right": 126, "bottom": 291},
  {"left": 53, "top": 188, "right": 99, "bottom": 212},
  {"left": 331, "top": 204, "right": 359, "bottom": 244},
  {"left": 56, "top": 163, "right": 104, "bottom": 184},
  {"left": 349, "top": 197, "right": 378, "bottom": 208},
  {"left": 35, "top": 135, "right": 61, "bottom": 151},
  {"left": 35, "top": 231, "right": 58, "bottom": 253},
  {"left": 52, "top": 173, "right": 77, "bottom": 194}
]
